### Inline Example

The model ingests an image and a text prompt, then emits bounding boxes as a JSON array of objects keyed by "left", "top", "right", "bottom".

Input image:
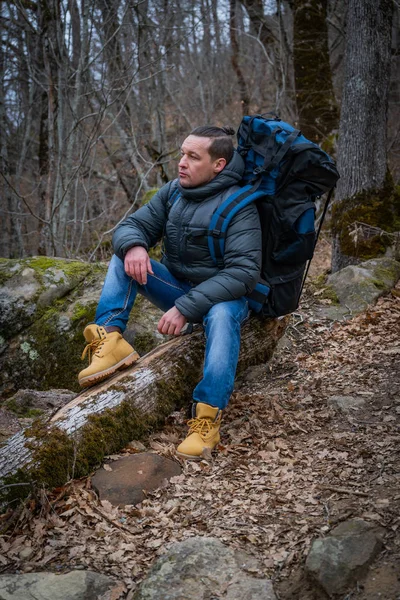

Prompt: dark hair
[{"left": 190, "top": 125, "right": 235, "bottom": 163}]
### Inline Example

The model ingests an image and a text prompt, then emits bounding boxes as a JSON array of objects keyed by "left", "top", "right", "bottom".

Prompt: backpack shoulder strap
[
  {"left": 166, "top": 185, "right": 181, "bottom": 213},
  {"left": 208, "top": 179, "right": 265, "bottom": 267}
]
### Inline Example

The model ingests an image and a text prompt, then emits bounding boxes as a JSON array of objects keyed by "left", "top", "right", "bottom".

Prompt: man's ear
[{"left": 213, "top": 157, "right": 227, "bottom": 174}]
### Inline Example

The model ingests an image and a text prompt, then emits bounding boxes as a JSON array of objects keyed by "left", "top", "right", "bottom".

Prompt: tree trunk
[
  {"left": 331, "top": 0, "right": 398, "bottom": 272},
  {"left": 0, "top": 316, "right": 288, "bottom": 493},
  {"left": 290, "top": 0, "right": 339, "bottom": 143},
  {"left": 230, "top": 0, "right": 250, "bottom": 115}
]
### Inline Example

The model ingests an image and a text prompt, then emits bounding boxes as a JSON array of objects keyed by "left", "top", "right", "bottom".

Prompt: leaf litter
[{"left": 1, "top": 275, "right": 399, "bottom": 599}]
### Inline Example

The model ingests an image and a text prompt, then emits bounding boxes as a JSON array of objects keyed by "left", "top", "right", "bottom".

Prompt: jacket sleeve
[
  {"left": 112, "top": 181, "right": 175, "bottom": 259},
  {"left": 175, "top": 203, "right": 262, "bottom": 322}
]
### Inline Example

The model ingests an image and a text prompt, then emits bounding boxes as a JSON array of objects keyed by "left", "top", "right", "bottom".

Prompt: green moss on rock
[{"left": 308, "top": 272, "right": 340, "bottom": 304}]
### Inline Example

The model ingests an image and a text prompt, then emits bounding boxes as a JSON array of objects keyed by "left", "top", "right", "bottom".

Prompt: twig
[
  {"left": 0, "top": 482, "right": 34, "bottom": 493},
  {"left": 317, "top": 485, "right": 368, "bottom": 498}
]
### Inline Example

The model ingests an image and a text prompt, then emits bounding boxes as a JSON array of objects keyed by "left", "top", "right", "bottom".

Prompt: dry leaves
[{"left": 1, "top": 282, "right": 399, "bottom": 598}]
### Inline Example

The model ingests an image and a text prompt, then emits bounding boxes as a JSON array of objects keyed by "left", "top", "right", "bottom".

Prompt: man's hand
[
  {"left": 124, "top": 246, "right": 154, "bottom": 284},
  {"left": 158, "top": 306, "right": 187, "bottom": 336}
]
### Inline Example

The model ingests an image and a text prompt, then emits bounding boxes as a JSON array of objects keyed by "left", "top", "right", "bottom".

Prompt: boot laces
[
  {"left": 187, "top": 416, "right": 219, "bottom": 439},
  {"left": 81, "top": 338, "right": 103, "bottom": 362}
]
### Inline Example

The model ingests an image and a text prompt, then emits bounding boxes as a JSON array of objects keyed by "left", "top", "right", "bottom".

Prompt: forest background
[{"left": 0, "top": 0, "right": 399, "bottom": 268}]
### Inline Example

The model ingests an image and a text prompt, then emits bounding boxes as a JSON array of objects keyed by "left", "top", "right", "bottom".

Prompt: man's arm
[
  {"left": 175, "top": 203, "right": 262, "bottom": 322},
  {"left": 112, "top": 180, "right": 176, "bottom": 259}
]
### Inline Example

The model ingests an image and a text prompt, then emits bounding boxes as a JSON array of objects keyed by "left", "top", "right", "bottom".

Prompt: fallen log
[{"left": 0, "top": 316, "right": 288, "bottom": 492}]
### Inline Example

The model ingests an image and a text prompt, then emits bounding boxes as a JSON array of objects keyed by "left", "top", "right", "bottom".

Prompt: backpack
[{"left": 207, "top": 113, "right": 340, "bottom": 317}]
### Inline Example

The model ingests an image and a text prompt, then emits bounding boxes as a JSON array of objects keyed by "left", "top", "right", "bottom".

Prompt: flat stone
[
  {"left": 91, "top": 452, "right": 182, "bottom": 506},
  {"left": 133, "top": 536, "right": 276, "bottom": 600},
  {"left": 305, "top": 518, "right": 384, "bottom": 596},
  {"left": 310, "top": 304, "right": 351, "bottom": 322},
  {"left": 328, "top": 395, "right": 366, "bottom": 413},
  {"left": 0, "top": 570, "right": 120, "bottom": 600}
]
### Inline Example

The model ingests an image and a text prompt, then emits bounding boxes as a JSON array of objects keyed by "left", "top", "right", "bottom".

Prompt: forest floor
[{"left": 1, "top": 239, "right": 400, "bottom": 600}]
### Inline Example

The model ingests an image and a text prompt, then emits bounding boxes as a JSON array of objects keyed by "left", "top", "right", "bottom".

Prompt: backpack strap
[
  {"left": 296, "top": 187, "right": 335, "bottom": 306},
  {"left": 166, "top": 186, "right": 181, "bottom": 212},
  {"left": 208, "top": 179, "right": 266, "bottom": 267},
  {"left": 262, "top": 129, "right": 301, "bottom": 173}
]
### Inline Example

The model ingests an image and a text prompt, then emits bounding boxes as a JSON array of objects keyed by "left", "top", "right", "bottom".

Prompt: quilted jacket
[{"left": 112, "top": 152, "right": 262, "bottom": 322}]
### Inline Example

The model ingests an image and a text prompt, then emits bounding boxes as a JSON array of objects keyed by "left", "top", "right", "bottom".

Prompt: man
[{"left": 79, "top": 126, "right": 262, "bottom": 459}]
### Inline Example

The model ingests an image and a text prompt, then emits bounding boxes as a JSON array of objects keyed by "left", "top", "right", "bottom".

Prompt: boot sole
[
  {"left": 176, "top": 447, "right": 219, "bottom": 461},
  {"left": 78, "top": 351, "right": 140, "bottom": 388},
  {"left": 175, "top": 451, "right": 203, "bottom": 461}
]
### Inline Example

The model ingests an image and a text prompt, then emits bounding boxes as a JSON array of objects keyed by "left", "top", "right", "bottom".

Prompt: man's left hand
[{"left": 158, "top": 306, "right": 187, "bottom": 336}]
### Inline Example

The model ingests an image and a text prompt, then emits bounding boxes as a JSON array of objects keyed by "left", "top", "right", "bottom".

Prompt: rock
[
  {"left": 133, "top": 536, "right": 277, "bottom": 600},
  {"left": 5, "top": 389, "right": 76, "bottom": 417},
  {"left": 0, "top": 407, "right": 21, "bottom": 442},
  {"left": 126, "top": 440, "right": 147, "bottom": 452},
  {"left": 309, "top": 304, "right": 351, "bottom": 322},
  {"left": 305, "top": 518, "right": 384, "bottom": 596},
  {"left": 327, "top": 257, "right": 400, "bottom": 313},
  {"left": 91, "top": 452, "right": 182, "bottom": 506},
  {"left": 276, "top": 333, "right": 293, "bottom": 350},
  {"left": 328, "top": 395, "right": 366, "bottom": 413},
  {"left": 241, "top": 363, "right": 267, "bottom": 383},
  {"left": 0, "top": 257, "right": 164, "bottom": 397},
  {"left": 0, "top": 570, "right": 120, "bottom": 600}
]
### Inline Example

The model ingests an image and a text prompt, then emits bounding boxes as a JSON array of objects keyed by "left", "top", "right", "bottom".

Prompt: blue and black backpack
[
  {"left": 209, "top": 113, "right": 339, "bottom": 317},
  {"left": 170, "top": 113, "right": 340, "bottom": 318}
]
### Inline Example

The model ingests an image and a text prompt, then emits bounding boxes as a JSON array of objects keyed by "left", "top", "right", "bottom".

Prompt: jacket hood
[{"left": 177, "top": 150, "right": 244, "bottom": 201}]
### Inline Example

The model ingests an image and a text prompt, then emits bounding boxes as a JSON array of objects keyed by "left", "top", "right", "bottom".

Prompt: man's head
[{"left": 178, "top": 126, "right": 235, "bottom": 188}]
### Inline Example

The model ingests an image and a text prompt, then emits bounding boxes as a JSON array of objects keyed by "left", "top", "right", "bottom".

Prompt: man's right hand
[{"left": 124, "top": 246, "right": 154, "bottom": 285}]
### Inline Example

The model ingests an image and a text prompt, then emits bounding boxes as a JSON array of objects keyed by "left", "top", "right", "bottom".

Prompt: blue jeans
[{"left": 95, "top": 255, "right": 249, "bottom": 410}]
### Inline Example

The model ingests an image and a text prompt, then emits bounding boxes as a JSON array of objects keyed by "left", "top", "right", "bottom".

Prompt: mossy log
[{"left": 0, "top": 316, "right": 288, "bottom": 494}]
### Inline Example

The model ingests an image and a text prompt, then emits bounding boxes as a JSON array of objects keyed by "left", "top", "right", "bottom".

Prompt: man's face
[{"left": 178, "top": 135, "right": 226, "bottom": 188}]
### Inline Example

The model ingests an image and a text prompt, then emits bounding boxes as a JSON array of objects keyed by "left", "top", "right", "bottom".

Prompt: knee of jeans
[{"left": 204, "top": 300, "right": 246, "bottom": 326}]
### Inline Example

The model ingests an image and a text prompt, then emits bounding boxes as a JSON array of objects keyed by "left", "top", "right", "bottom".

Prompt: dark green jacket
[{"left": 112, "top": 152, "right": 262, "bottom": 322}]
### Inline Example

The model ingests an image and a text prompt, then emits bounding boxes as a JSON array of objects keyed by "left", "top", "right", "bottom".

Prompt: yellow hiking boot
[
  {"left": 176, "top": 402, "right": 221, "bottom": 460},
  {"left": 78, "top": 324, "right": 139, "bottom": 388}
]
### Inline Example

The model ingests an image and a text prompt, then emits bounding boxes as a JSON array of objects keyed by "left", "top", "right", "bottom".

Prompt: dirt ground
[{"left": 1, "top": 239, "right": 400, "bottom": 599}]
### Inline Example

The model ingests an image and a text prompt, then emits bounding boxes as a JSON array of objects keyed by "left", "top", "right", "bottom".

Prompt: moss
[
  {"left": 71, "top": 301, "right": 97, "bottom": 324},
  {"left": 369, "top": 279, "right": 386, "bottom": 290},
  {"left": 321, "top": 133, "right": 338, "bottom": 157},
  {"left": 1, "top": 261, "right": 108, "bottom": 395},
  {"left": 0, "top": 469, "right": 36, "bottom": 507},
  {"left": 133, "top": 331, "right": 158, "bottom": 356},
  {"left": 148, "top": 244, "right": 162, "bottom": 261},
  {"left": 332, "top": 173, "right": 400, "bottom": 262},
  {"left": 0, "top": 387, "right": 183, "bottom": 503},
  {"left": 5, "top": 397, "right": 44, "bottom": 418},
  {"left": 0, "top": 259, "right": 20, "bottom": 285},
  {"left": 372, "top": 262, "right": 400, "bottom": 285},
  {"left": 308, "top": 272, "right": 340, "bottom": 304},
  {"left": 141, "top": 188, "right": 159, "bottom": 205}
]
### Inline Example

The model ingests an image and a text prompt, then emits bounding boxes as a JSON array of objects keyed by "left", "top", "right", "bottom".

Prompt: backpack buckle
[
  {"left": 211, "top": 229, "right": 221, "bottom": 238},
  {"left": 253, "top": 166, "right": 265, "bottom": 175}
]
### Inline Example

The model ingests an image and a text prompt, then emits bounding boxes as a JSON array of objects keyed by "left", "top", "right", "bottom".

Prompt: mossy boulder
[
  {"left": 0, "top": 257, "right": 164, "bottom": 398},
  {"left": 327, "top": 257, "right": 400, "bottom": 313}
]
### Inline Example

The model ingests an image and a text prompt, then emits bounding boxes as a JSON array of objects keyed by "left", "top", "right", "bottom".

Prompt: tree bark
[
  {"left": 290, "top": 0, "right": 339, "bottom": 143},
  {"left": 230, "top": 0, "right": 250, "bottom": 115},
  {"left": 331, "top": 0, "right": 397, "bottom": 272},
  {"left": 0, "top": 316, "right": 288, "bottom": 492}
]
